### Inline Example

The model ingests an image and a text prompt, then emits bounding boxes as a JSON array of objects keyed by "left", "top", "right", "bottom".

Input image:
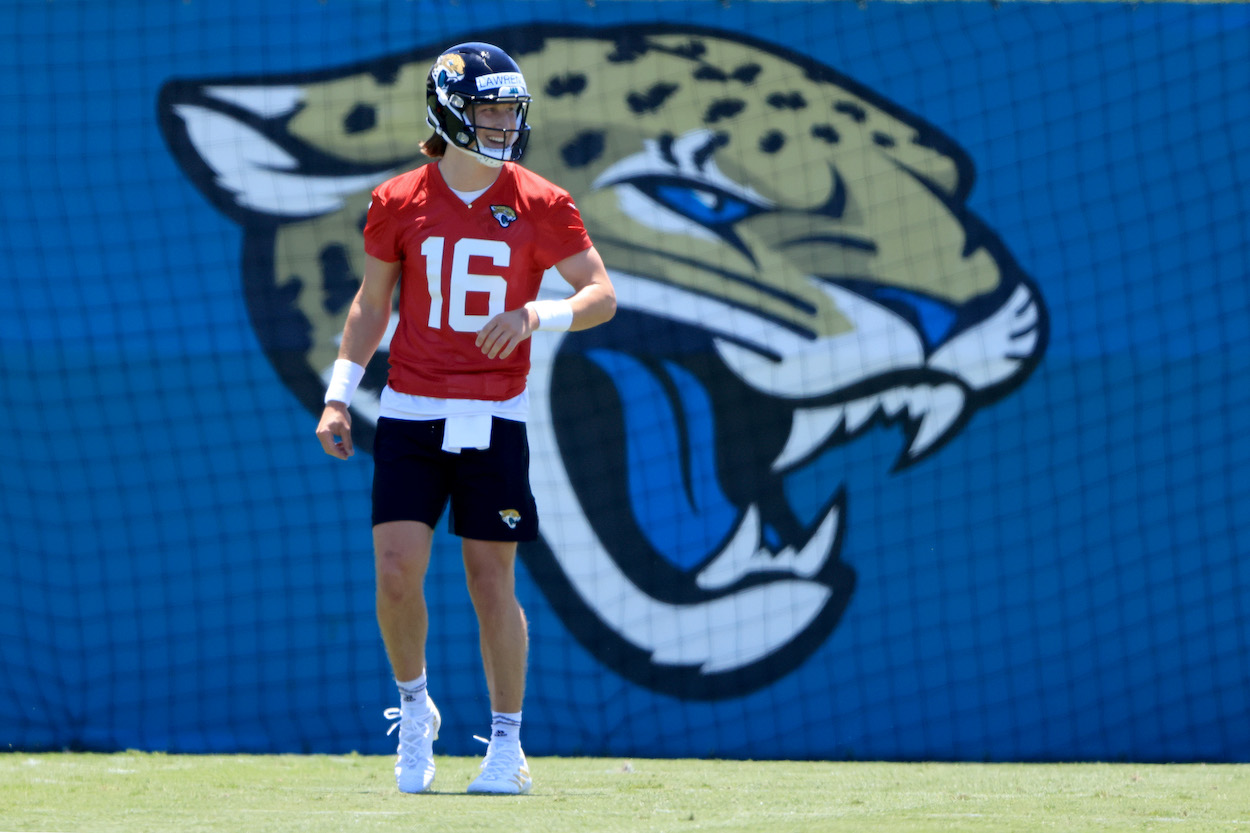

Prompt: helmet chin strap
[
  {"left": 471, "top": 143, "right": 509, "bottom": 167},
  {"left": 447, "top": 141, "right": 507, "bottom": 169}
]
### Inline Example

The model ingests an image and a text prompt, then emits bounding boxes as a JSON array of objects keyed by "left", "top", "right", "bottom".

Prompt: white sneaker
[
  {"left": 467, "top": 738, "right": 532, "bottom": 795},
  {"left": 384, "top": 698, "right": 441, "bottom": 794}
]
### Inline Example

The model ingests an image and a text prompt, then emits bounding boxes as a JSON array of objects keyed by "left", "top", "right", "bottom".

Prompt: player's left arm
[
  {"left": 550, "top": 245, "right": 616, "bottom": 332},
  {"left": 476, "top": 245, "right": 616, "bottom": 359}
]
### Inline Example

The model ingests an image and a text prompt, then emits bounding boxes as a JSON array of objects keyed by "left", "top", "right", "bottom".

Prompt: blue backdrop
[{"left": 2, "top": 1, "right": 1247, "bottom": 762}]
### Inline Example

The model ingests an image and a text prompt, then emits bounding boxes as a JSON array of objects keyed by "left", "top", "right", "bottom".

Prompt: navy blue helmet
[{"left": 426, "top": 42, "right": 532, "bottom": 166}]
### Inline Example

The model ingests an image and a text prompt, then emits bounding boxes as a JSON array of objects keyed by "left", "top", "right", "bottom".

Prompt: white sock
[
  {"left": 490, "top": 711, "right": 522, "bottom": 745},
  {"left": 396, "top": 673, "right": 429, "bottom": 718}
]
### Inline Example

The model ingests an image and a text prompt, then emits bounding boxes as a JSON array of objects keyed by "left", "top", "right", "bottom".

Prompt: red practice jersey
[{"left": 363, "top": 162, "right": 592, "bottom": 400}]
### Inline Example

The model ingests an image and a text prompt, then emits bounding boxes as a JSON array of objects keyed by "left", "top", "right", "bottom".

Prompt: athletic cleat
[
  {"left": 467, "top": 736, "right": 532, "bottom": 795},
  {"left": 384, "top": 698, "right": 441, "bottom": 794}
]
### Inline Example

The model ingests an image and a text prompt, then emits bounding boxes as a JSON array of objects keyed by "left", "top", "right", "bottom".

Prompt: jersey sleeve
[
  {"left": 362, "top": 188, "right": 401, "bottom": 263},
  {"left": 536, "top": 192, "right": 593, "bottom": 269}
]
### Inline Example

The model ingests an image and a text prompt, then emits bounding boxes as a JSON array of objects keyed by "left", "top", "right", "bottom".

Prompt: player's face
[{"left": 468, "top": 101, "right": 522, "bottom": 149}]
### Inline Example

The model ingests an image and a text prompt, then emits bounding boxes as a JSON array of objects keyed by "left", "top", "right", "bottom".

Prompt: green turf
[{"left": 2, "top": 753, "right": 1247, "bottom": 833}]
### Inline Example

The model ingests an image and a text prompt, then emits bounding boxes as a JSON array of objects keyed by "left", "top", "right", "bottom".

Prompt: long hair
[{"left": 420, "top": 132, "right": 447, "bottom": 159}]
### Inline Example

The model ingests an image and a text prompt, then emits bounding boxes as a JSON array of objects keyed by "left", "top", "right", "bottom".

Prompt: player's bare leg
[
  {"left": 462, "top": 538, "right": 532, "bottom": 794},
  {"left": 462, "top": 538, "right": 527, "bottom": 710},
  {"left": 375, "top": 521, "right": 434, "bottom": 680},
  {"left": 374, "top": 520, "right": 440, "bottom": 793}
]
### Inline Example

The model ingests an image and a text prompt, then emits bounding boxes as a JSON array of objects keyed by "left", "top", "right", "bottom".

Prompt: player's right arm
[{"left": 315, "top": 254, "right": 401, "bottom": 459}]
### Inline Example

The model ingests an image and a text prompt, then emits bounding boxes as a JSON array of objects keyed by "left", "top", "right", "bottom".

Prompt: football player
[{"left": 315, "top": 41, "right": 616, "bottom": 795}]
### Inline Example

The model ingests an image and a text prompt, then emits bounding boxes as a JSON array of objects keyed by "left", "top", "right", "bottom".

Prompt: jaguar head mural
[{"left": 159, "top": 25, "right": 1046, "bottom": 698}]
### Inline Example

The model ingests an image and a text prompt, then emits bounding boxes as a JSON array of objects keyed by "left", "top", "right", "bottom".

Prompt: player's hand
[
  {"left": 476, "top": 306, "right": 536, "bottom": 360},
  {"left": 315, "top": 401, "right": 354, "bottom": 459}
]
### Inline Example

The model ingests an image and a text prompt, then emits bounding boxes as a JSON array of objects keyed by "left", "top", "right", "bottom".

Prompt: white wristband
[
  {"left": 324, "top": 359, "right": 366, "bottom": 406},
  {"left": 525, "top": 299, "right": 574, "bottom": 332}
]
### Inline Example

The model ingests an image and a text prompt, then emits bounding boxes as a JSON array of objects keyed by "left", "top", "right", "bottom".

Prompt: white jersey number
[{"left": 420, "top": 236, "right": 511, "bottom": 331}]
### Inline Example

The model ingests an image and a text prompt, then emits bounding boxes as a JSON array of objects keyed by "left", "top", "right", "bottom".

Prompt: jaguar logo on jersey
[
  {"left": 490, "top": 205, "right": 517, "bottom": 228},
  {"left": 158, "top": 25, "right": 1046, "bottom": 699},
  {"left": 499, "top": 509, "right": 522, "bottom": 530}
]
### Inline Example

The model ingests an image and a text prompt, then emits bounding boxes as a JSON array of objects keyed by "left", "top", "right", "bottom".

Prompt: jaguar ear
[{"left": 161, "top": 83, "right": 394, "bottom": 219}]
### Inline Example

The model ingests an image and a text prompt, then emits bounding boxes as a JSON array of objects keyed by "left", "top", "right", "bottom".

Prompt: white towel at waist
[{"left": 441, "top": 413, "right": 494, "bottom": 453}]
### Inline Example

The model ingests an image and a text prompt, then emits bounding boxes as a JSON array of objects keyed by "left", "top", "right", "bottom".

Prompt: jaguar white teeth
[
  {"left": 696, "top": 502, "right": 839, "bottom": 591},
  {"left": 905, "top": 384, "right": 966, "bottom": 459},
  {"left": 770, "top": 382, "right": 968, "bottom": 472}
]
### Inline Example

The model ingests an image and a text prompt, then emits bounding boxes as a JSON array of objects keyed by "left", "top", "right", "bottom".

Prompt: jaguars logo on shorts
[{"left": 159, "top": 25, "right": 1047, "bottom": 699}]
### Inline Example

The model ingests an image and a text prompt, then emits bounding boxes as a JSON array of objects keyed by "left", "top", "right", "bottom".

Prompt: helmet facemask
[{"left": 429, "top": 95, "right": 531, "bottom": 168}]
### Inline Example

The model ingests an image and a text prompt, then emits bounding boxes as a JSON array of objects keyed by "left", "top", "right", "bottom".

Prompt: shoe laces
[
  {"left": 473, "top": 734, "right": 523, "bottom": 778},
  {"left": 386, "top": 708, "right": 434, "bottom": 764}
]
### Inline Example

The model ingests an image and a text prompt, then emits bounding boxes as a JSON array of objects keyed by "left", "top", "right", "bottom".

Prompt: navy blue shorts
[{"left": 371, "top": 416, "right": 538, "bottom": 542}]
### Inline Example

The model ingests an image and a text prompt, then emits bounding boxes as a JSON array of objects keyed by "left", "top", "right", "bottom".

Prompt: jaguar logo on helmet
[
  {"left": 433, "top": 53, "right": 466, "bottom": 89},
  {"left": 158, "top": 24, "right": 1047, "bottom": 701}
]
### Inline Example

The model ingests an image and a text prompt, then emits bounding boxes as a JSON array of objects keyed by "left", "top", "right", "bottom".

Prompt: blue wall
[{"left": 1, "top": 1, "right": 1247, "bottom": 761}]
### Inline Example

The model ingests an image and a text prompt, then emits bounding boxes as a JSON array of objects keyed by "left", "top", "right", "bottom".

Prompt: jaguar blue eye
[{"left": 652, "top": 184, "right": 756, "bottom": 226}]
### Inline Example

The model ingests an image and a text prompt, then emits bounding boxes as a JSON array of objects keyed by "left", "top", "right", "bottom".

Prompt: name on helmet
[{"left": 476, "top": 72, "right": 527, "bottom": 93}]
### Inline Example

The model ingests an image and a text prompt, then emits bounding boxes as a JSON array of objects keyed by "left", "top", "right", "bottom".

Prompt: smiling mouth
[{"left": 471, "top": 132, "right": 516, "bottom": 162}]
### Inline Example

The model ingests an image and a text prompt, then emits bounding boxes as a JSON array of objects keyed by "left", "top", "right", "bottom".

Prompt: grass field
[{"left": 2, "top": 753, "right": 1247, "bottom": 833}]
